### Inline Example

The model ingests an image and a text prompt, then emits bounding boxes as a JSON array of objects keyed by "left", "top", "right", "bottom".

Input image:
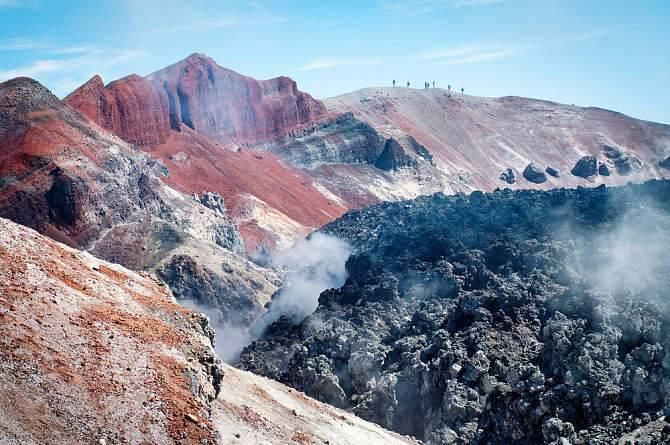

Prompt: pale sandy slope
[{"left": 326, "top": 87, "right": 670, "bottom": 191}]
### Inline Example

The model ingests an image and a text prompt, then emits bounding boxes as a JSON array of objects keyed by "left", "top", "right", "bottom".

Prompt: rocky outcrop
[
  {"left": 603, "top": 144, "right": 643, "bottom": 176},
  {"left": 157, "top": 254, "right": 264, "bottom": 325},
  {"left": 500, "top": 168, "right": 516, "bottom": 184},
  {"left": 660, "top": 156, "right": 670, "bottom": 170},
  {"left": 599, "top": 162, "right": 611, "bottom": 176},
  {"left": 66, "top": 53, "right": 327, "bottom": 147},
  {"left": 571, "top": 155, "right": 599, "bottom": 178},
  {"left": 268, "top": 112, "right": 384, "bottom": 169},
  {"left": 198, "top": 192, "right": 226, "bottom": 215},
  {"left": 522, "top": 163, "right": 547, "bottom": 183},
  {"left": 241, "top": 180, "right": 670, "bottom": 445},
  {"left": 375, "top": 138, "right": 417, "bottom": 171}
]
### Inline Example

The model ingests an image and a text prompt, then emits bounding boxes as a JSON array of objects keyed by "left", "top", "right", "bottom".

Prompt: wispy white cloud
[
  {"left": 298, "top": 57, "right": 385, "bottom": 71},
  {"left": 416, "top": 30, "right": 607, "bottom": 66},
  {"left": 382, "top": 0, "right": 508, "bottom": 15},
  {"left": 0, "top": 48, "right": 145, "bottom": 96},
  {"left": 0, "top": 0, "right": 22, "bottom": 7},
  {"left": 0, "top": 38, "right": 44, "bottom": 51},
  {"left": 438, "top": 49, "right": 516, "bottom": 65},
  {"left": 157, "top": 14, "right": 289, "bottom": 34},
  {"left": 416, "top": 44, "right": 518, "bottom": 65},
  {"left": 554, "top": 30, "right": 608, "bottom": 45},
  {"left": 50, "top": 46, "right": 100, "bottom": 55},
  {"left": 0, "top": 39, "right": 103, "bottom": 55},
  {"left": 418, "top": 45, "right": 492, "bottom": 61},
  {"left": 0, "top": 59, "right": 70, "bottom": 79}
]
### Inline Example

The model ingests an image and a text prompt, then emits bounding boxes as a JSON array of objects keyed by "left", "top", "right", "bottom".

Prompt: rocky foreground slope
[
  {"left": 240, "top": 180, "right": 670, "bottom": 444},
  {"left": 0, "top": 217, "right": 417, "bottom": 445},
  {"left": 0, "top": 217, "right": 224, "bottom": 444}
]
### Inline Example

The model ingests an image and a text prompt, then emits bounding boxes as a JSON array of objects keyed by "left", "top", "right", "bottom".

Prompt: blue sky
[{"left": 0, "top": 0, "right": 668, "bottom": 123}]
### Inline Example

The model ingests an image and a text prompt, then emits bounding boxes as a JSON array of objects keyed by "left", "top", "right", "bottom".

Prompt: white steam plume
[
  {"left": 184, "top": 233, "right": 351, "bottom": 363},
  {"left": 251, "top": 232, "right": 352, "bottom": 336}
]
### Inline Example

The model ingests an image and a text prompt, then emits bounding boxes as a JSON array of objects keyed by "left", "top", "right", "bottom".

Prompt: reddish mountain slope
[
  {"left": 0, "top": 77, "right": 277, "bottom": 325},
  {"left": 149, "top": 127, "right": 346, "bottom": 252},
  {"left": 65, "top": 54, "right": 345, "bottom": 250},
  {"left": 65, "top": 73, "right": 172, "bottom": 147}
]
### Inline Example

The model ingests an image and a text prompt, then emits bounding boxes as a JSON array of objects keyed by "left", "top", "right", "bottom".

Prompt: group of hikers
[{"left": 392, "top": 79, "right": 464, "bottom": 94}]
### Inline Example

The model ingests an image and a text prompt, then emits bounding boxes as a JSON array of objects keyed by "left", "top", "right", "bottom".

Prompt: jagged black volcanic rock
[{"left": 240, "top": 181, "right": 670, "bottom": 445}]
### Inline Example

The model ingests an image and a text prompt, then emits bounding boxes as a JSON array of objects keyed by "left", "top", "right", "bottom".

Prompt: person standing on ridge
[
  {"left": 393, "top": 79, "right": 396, "bottom": 87},
  {"left": 433, "top": 81, "right": 436, "bottom": 88},
  {"left": 407, "top": 81, "right": 410, "bottom": 88},
  {"left": 461, "top": 87, "right": 464, "bottom": 94}
]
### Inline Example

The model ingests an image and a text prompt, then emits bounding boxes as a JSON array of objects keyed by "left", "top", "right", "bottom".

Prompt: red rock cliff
[{"left": 65, "top": 53, "right": 327, "bottom": 147}]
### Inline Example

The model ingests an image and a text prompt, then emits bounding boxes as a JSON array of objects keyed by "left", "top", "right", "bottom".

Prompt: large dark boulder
[
  {"left": 499, "top": 168, "right": 516, "bottom": 184},
  {"left": 571, "top": 155, "right": 598, "bottom": 178},
  {"left": 523, "top": 163, "right": 547, "bottom": 183},
  {"left": 545, "top": 166, "right": 560, "bottom": 177},
  {"left": 660, "top": 156, "right": 670, "bottom": 170}
]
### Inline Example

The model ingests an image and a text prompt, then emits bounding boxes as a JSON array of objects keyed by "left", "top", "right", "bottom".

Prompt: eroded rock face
[
  {"left": 240, "top": 181, "right": 670, "bottom": 445},
  {"left": 599, "top": 163, "right": 611, "bottom": 176},
  {"left": 65, "top": 74, "right": 172, "bottom": 147},
  {"left": 0, "top": 77, "right": 280, "bottom": 344},
  {"left": 268, "top": 112, "right": 384, "bottom": 169},
  {"left": 375, "top": 138, "right": 417, "bottom": 171},
  {"left": 66, "top": 53, "right": 327, "bottom": 147},
  {"left": 523, "top": 163, "right": 548, "bottom": 183}
]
